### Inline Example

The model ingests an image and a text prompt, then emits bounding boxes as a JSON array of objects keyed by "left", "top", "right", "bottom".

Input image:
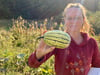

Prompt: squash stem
[{"left": 37, "top": 36, "right": 44, "bottom": 39}]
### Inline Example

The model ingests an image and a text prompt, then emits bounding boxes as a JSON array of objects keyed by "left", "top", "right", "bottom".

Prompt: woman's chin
[{"left": 69, "top": 30, "right": 79, "bottom": 33}]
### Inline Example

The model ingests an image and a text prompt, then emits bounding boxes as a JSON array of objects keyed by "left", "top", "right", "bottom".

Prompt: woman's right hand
[{"left": 36, "top": 39, "right": 55, "bottom": 60}]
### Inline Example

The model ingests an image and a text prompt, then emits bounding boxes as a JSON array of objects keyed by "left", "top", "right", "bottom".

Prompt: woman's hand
[{"left": 36, "top": 39, "right": 55, "bottom": 60}]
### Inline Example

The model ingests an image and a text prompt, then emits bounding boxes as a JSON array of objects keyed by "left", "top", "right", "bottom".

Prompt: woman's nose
[{"left": 70, "top": 19, "right": 76, "bottom": 23}]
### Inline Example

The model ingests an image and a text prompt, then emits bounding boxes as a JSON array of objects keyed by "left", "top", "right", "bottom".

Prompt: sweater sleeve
[
  {"left": 92, "top": 38, "right": 100, "bottom": 67},
  {"left": 28, "top": 48, "right": 56, "bottom": 68}
]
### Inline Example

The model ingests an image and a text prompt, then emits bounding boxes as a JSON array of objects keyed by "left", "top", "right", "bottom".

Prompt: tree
[{"left": 0, "top": 0, "right": 100, "bottom": 19}]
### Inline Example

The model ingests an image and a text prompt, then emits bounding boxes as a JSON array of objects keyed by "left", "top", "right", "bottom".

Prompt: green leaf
[{"left": 17, "top": 54, "right": 25, "bottom": 59}]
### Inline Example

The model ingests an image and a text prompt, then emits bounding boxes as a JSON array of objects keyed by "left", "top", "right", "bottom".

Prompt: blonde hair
[{"left": 63, "top": 3, "right": 90, "bottom": 34}]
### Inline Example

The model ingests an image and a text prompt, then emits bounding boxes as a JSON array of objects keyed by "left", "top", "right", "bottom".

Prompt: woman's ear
[
  {"left": 63, "top": 18, "right": 65, "bottom": 22},
  {"left": 83, "top": 17, "right": 85, "bottom": 21}
]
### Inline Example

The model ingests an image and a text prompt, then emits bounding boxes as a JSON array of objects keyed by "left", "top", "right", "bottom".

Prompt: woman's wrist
[{"left": 36, "top": 50, "right": 44, "bottom": 60}]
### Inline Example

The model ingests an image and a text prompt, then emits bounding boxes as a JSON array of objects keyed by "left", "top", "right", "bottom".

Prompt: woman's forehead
[{"left": 66, "top": 8, "right": 83, "bottom": 17}]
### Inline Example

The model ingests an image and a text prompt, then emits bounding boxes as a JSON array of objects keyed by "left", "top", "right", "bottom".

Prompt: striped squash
[{"left": 38, "top": 30, "right": 71, "bottom": 49}]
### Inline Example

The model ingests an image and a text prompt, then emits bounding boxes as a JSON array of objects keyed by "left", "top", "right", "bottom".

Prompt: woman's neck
[
  {"left": 70, "top": 32, "right": 81, "bottom": 38},
  {"left": 68, "top": 31, "right": 83, "bottom": 44}
]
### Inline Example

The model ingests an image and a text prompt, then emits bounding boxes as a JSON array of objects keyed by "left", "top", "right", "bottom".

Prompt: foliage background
[{"left": 0, "top": 0, "right": 100, "bottom": 75}]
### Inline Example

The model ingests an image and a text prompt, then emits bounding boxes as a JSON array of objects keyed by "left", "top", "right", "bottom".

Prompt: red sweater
[{"left": 28, "top": 33, "right": 100, "bottom": 75}]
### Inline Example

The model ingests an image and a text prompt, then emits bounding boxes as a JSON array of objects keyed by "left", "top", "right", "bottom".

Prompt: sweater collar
[{"left": 70, "top": 32, "right": 90, "bottom": 47}]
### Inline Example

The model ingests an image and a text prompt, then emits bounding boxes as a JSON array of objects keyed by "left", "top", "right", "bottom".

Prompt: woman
[{"left": 28, "top": 3, "right": 100, "bottom": 75}]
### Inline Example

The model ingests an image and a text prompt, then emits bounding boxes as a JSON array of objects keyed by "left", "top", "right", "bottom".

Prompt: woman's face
[{"left": 64, "top": 7, "right": 84, "bottom": 33}]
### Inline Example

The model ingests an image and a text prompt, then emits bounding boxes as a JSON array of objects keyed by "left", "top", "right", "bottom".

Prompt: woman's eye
[
  {"left": 66, "top": 17, "right": 72, "bottom": 20},
  {"left": 74, "top": 17, "right": 81, "bottom": 20},
  {"left": 66, "top": 17, "right": 83, "bottom": 20}
]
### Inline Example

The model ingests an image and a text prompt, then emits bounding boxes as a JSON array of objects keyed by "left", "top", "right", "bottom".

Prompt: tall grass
[{"left": 0, "top": 16, "right": 63, "bottom": 75}]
